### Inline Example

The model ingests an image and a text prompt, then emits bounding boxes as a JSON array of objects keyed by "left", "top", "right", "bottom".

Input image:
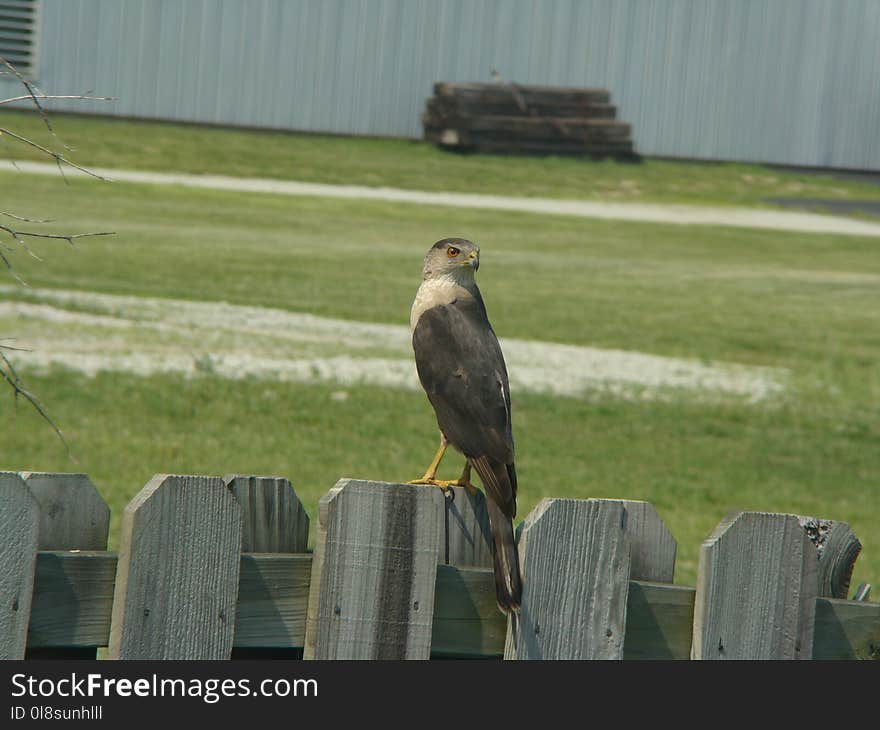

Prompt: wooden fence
[{"left": 1, "top": 471, "right": 877, "bottom": 660}]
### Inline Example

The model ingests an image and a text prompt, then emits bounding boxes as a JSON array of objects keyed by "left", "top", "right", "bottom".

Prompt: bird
[{"left": 409, "top": 237, "right": 522, "bottom": 613}]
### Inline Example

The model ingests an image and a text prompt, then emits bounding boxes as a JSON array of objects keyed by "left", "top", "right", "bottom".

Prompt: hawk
[{"left": 409, "top": 238, "right": 522, "bottom": 613}]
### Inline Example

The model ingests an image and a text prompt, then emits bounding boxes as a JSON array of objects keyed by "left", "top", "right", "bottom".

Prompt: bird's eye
[{"left": 447, "top": 247, "right": 460, "bottom": 257}]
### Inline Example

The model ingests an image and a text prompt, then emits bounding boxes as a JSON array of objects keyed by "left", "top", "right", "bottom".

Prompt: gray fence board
[
  {"left": 108, "top": 474, "right": 243, "bottom": 659},
  {"left": 27, "top": 551, "right": 116, "bottom": 649},
  {"left": 692, "top": 511, "right": 818, "bottom": 660},
  {"left": 437, "top": 485, "right": 494, "bottom": 569},
  {"left": 20, "top": 472, "right": 110, "bottom": 658},
  {"left": 609, "top": 499, "right": 677, "bottom": 583},
  {"left": 224, "top": 474, "right": 309, "bottom": 553},
  {"left": 20, "top": 472, "right": 110, "bottom": 550},
  {"left": 21, "top": 552, "right": 880, "bottom": 659},
  {"left": 0, "top": 473, "right": 40, "bottom": 659},
  {"left": 504, "top": 498, "right": 632, "bottom": 660},
  {"left": 797, "top": 515, "right": 861, "bottom": 599},
  {"left": 305, "top": 479, "right": 443, "bottom": 660}
]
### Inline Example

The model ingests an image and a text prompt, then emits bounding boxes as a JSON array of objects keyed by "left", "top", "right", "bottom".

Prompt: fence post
[
  {"left": 610, "top": 499, "right": 677, "bottom": 582},
  {"left": 435, "top": 485, "right": 494, "bottom": 568},
  {"left": 504, "top": 498, "right": 632, "bottom": 660},
  {"left": 225, "top": 475, "right": 309, "bottom": 553},
  {"left": 20, "top": 472, "right": 110, "bottom": 551},
  {"left": 304, "top": 479, "right": 443, "bottom": 659},
  {"left": 430, "top": 486, "right": 499, "bottom": 656},
  {"left": 108, "top": 474, "right": 243, "bottom": 659},
  {"left": 0, "top": 473, "right": 40, "bottom": 659},
  {"left": 225, "top": 475, "right": 310, "bottom": 656},
  {"left": 692, "top": 511, "right": 818, "bottom": 660},
  {"left": 612, "top": 500, "right": 681, "bottom": 659},
  {"left": 796, "top": 515, "right": 861, "bottom": 599},
  {"left": 21, "top": 472, "right": 111, "bottom": 658}
]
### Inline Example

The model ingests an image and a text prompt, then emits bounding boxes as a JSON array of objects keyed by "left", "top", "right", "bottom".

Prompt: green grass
[
  {"left": 1, "top": 168, "right": 879, "bottom": 591},
  {"left": 3, "top": 108, "right": 880, "bottom": 207}
]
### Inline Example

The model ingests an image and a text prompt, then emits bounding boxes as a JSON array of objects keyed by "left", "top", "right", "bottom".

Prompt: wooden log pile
[{"left": 423, "top": 81, "right": 638, "bottom": 159}]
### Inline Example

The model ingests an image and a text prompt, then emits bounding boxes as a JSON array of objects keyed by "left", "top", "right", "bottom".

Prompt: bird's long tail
[{"left": 486, "top": 494, "right": 522, "bottom": 613}]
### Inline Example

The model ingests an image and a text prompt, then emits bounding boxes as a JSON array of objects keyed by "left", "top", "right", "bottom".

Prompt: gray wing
[{"left": 412, "top": 300, "right": 515, "bottom": 509}]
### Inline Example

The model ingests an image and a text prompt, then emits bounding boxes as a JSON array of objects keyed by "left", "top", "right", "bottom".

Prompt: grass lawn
[
  {"left": 1, "top": 167, "right": 878, "bottom": 591},
  {"left": 3, "top": 108, "right": 880, "bottom": 208}
]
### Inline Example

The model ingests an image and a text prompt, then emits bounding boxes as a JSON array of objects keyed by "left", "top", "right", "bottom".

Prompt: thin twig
[
  {"left": 0, "top": 210, "right": 52, "bottom": 223},
  {"left": 0, "top": 126, "right": 109, "bottom": 180},
  {"left": 0, "top": 225, "right": 115, "bottom": 246},
  {"left": 0, "top": 351, "right": 72, "bottom": 457},
  {"left": 0, "top": 94, "right": 116, "bottom": 106},
  {"left": 0, "top": 55, "right": 61, "bottom": 142}
]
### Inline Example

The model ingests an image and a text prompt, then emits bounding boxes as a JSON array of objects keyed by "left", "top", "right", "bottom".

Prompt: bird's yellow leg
[
  {"left": 409, "top": 447, "right": 480, "bottom": 497},
  {"left": 408, "top": 434, "right": 450, "bottom": 488},
  {"left": 452, "top": 461, "right": 479, "bottom": 497}
]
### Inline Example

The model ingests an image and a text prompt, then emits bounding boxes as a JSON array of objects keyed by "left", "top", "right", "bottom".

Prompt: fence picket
[
  {"left": 504, "top": 498, "right": 632, "bottom": 660},
  {"left": 692, "top": 511, "right": 818, "bottom": 659},
  {"left": 797, "top": 515, "right": 861, "bottom": 599},
  {"left": 20, "top": 472, "right": 110, "bottom": 551},
  {"left": 0, "top": 473, "right": 40, "bottom": 659},
  {"left": 107, "top": 474, "right": 243, "bottom": 659},
  {"left": 436, "top": 486, "right": 494, "bottom": 568},
  {"left": 4, "top": 466, "right": 873, "bottom": 662},
  {"left": 609, "top": 499, "right": 677, "bottom": 582},
  {"left": 21, "top": 472, "right": 111, "bottom": 658},
  {"left": 224, "top": 475, "right": 309, "bottom": 553},
  {"left": 226, "top": 475, "right": 310, "bottom": 658},
  {"left": 304, "top": 480, "right": 443, "bottom": 659}
]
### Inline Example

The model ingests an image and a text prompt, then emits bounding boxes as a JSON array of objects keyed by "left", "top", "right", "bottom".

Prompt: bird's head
[{"left": 422, "top": 238, "right": 480, "bottom": 282}]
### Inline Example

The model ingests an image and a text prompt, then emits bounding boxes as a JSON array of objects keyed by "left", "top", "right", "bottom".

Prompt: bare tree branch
[
  {"left": 0, "top": 126, "right": 110, "bottom": 180},
  {"left": 0, "top": 210, "right": 52, "bottom": 223},
  {"left": 1, "top": 54, "right": 114, "bottom": 453},
  {"left": 0, "top": 349, "right": 72, "bottom": 458},
  {"left": 0, "top": 94, "right": 115, "bottom": 106}
]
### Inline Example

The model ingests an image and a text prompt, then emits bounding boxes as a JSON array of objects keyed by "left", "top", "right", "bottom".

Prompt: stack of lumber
[{"left": 423, "top": 81, "right": 637, "bottom": 159}]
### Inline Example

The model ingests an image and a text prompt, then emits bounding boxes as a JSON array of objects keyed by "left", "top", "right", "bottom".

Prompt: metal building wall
[{"left": 2, "top": 0, "right": 878, "bottom": 170}]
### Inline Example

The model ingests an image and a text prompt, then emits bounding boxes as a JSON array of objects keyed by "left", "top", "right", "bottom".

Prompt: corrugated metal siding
[{"left": 1, "top": 0, "right": 879, "bottom": 170}]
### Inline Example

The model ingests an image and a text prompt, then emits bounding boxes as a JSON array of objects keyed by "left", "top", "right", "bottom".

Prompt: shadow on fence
[{"left": 1, "top": 471, "right": 877, "bottom": 660}]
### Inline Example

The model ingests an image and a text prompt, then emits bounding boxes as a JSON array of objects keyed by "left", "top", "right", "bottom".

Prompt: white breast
[{"left": 410, "top": 277, "right": 462, "bottom": 331}]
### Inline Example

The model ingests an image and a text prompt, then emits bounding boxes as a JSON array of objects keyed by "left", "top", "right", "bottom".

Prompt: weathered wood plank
[
  {"left": 0, "top": 473, "right": 40, "bottom": 659},
  {"left": 624, "top": 581, "right": 694, "bottom": 660},
  {"left": 108, "top": 474, "right": 243, "bottom": 659},
  {"left": 426, "top": 96, "right": 617, "bottom": 119},
  {"left": 505, "top": 498, "right": 632, "bottom": 660},
  {"left": 432, "top": 564, "right": 505, "bottom": 657},
  {"left": 23, "top": 552, "right": 880, "bottom": 659},
  {"left": 20, "top": 472, "right": 110, "bottom": 550},
  {"left": 609, "top": 500, "right": 677, "bottom": 583},
  {"left": 434, "top": 82, "right": 612, "bottom": 104},
  {"left": 233, "top": 554, "right": 311, "bottom": 648},
  {"left": 424, "top": 115, "right": 631, "bottom": 139},
  {"left": 28, "top": 552, "right": 116, "bottom": 648},
  {"left": 813, "top": 597, "right": 880, "bottom": 660},
  {"left": 692, "top": 511, "right": 818, "bottom": 660},
  {"left": 21, "top": 471, "right": 111, "bottom": 658},
  {"left": 797, "top": 515, "right": 861, "bottom": 599},
  {"left": 437, "top": 485, "right": 494, "bottom": 568},
  {"left": 305, "top": 479, "right": 443, "bottom": 660},
  {"left": 224, "top": 475, "right": 309, "bottom": 553}
]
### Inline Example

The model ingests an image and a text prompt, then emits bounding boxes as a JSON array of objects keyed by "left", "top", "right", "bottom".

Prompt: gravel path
[
  {"left": 5, "top": 160, "right": 880, "bottom": 237},
  {"left": 0, "top": 285, "right": 786, "bottom": 403}
]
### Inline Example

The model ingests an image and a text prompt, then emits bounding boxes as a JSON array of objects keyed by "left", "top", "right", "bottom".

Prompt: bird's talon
[
  {"left": 461, "top": 481, "right": 479, "bottom": 497},
  {"left": 407, "top": 478, "right": 452, "bottom": 493}
]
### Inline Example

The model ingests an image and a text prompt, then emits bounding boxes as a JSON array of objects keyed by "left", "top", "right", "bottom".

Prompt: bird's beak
[{"left": 467, "top": 251, "right": 480, "bottom": 271}]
